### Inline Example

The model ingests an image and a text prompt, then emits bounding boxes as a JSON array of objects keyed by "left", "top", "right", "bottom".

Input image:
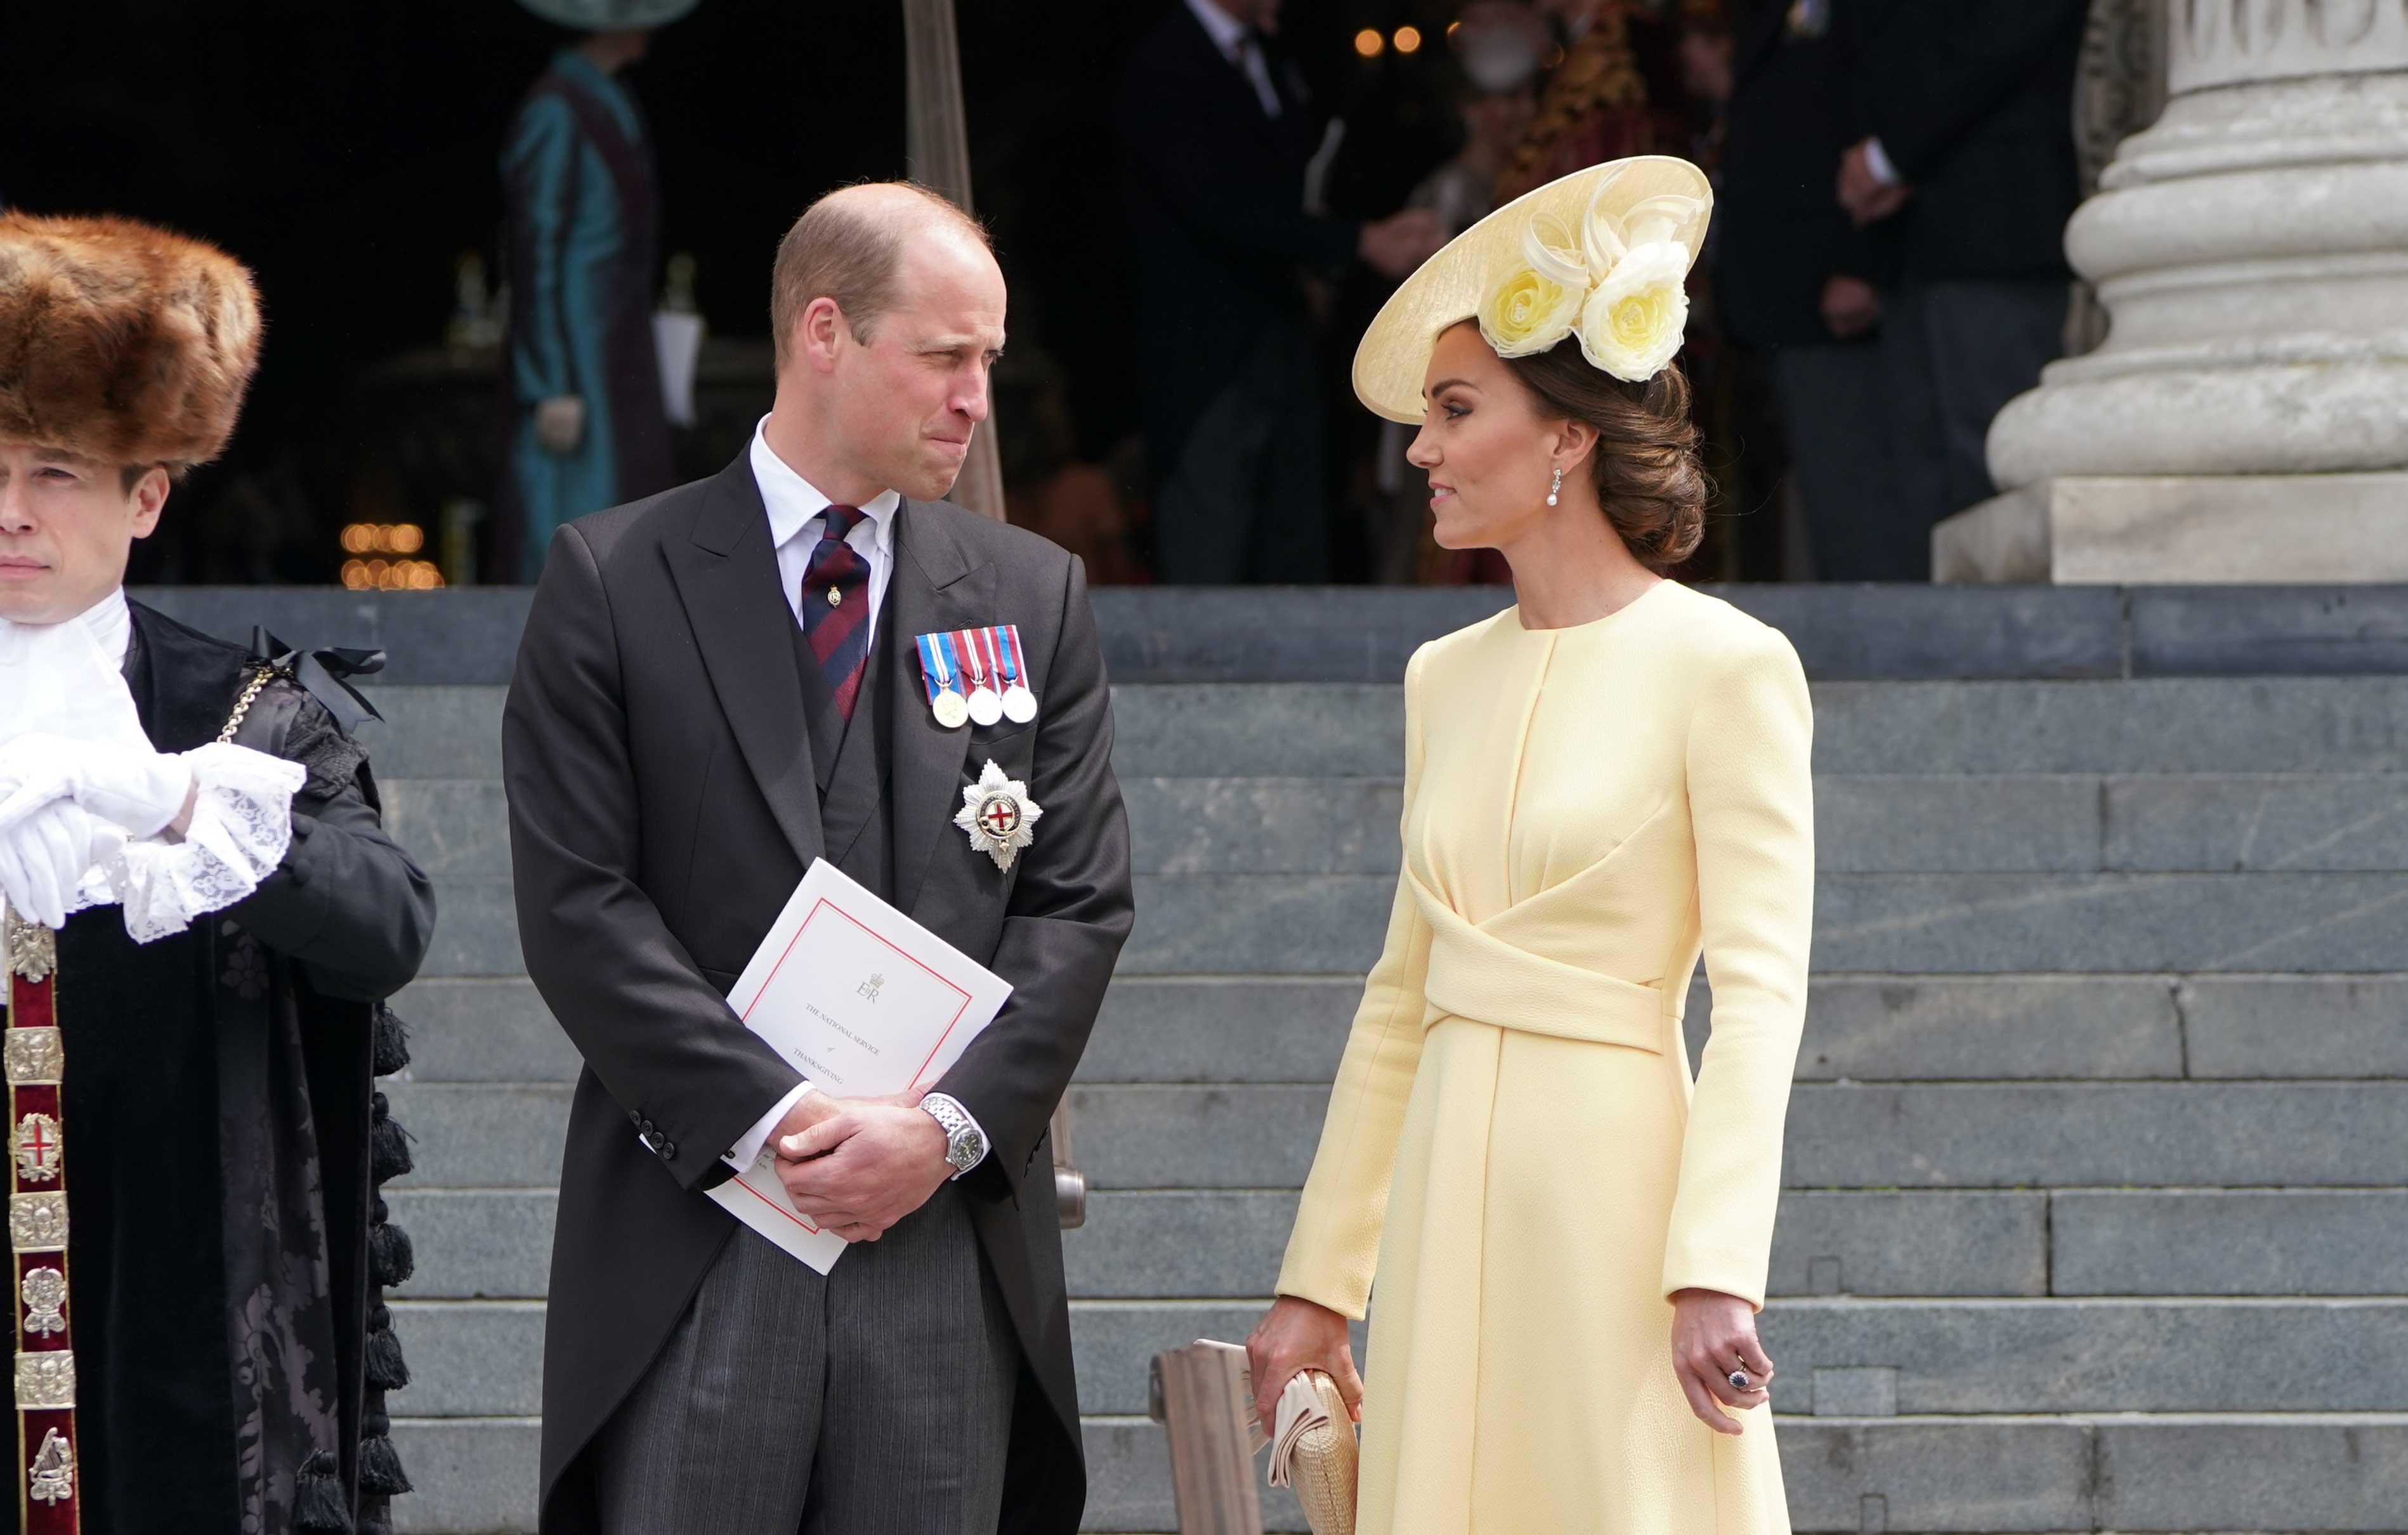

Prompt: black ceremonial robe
[{"left": 0, "top": 604, "right": 435, "bottom": 1535}]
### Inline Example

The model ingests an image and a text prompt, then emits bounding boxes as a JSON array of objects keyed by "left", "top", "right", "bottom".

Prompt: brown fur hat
[{"left": 0, "top": 212, "right": 263, "bottom": 469}]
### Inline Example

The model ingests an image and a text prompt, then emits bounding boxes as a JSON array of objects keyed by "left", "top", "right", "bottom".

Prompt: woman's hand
[
  {"left": 1670, "top": 1287, "right": 1774, "bottom": 1435},
  {"left": 1245, "top": 1295, "right": 1364, "bottom": 1432}
]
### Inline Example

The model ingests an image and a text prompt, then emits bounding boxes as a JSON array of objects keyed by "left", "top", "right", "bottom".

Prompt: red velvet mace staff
[{"left": 3, "top": 905, "right": 77, "bottom": 1533}]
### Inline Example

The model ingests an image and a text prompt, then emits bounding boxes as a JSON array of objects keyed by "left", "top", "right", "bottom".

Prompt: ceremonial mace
[{"left": 3, "top": 908, "right": 79, "bottom": 1533}]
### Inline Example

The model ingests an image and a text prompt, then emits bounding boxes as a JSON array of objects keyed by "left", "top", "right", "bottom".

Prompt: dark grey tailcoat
[{"left": 504, "top": 454, "right": 1134, "bottom": 1534}]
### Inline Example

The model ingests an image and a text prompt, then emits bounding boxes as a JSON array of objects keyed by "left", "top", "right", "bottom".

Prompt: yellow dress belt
[{"left": 1411, "top": 876, "right": 1672, "bottom": 1055}]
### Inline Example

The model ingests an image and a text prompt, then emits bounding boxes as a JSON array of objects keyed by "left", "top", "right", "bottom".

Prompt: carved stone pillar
[{"left": 1936, "top": 0, "right": 2408, "bottom": 582}]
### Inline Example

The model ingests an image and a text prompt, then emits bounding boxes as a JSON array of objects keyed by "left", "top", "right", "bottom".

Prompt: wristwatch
[{"left": 921, "top": 1093, "right": 987, "bottom": 1177}]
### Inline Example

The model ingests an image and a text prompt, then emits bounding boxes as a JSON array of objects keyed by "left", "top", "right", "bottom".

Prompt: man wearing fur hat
[{"left": 0, "top": 213, "right": 436, "bottom": 1535}]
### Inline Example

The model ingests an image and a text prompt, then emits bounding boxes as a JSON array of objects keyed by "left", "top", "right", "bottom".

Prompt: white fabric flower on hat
[{"left": 1578, "top": 240, "right": 1692, "bottom": 383}]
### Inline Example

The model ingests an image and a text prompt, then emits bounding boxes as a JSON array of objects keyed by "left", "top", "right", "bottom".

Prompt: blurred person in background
[
  {"left": 498, "top": 1, "right": 691, "bottom": 583},
  {"left": 1715, "top": 0, "right": 1897, "bottom": 578},
  {"left": 1379, "top": 1, "right": 1548, "bottom": 585},
  {"left": 1497, "top": 0, "right": 1689, "bottom": 202},
  {"left": 1835, "top": 0, "right": 2088, "bottom": 571},
  {"left": 1119, "top": 0, "right": 1445, "bottom": 584},
  {"left": 1413, "top": 3, "right": 1548, "bottom": 232}
]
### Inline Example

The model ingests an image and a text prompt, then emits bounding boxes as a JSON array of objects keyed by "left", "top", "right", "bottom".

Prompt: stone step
[
  {"left": 389, "top": 1410, "right": 2408, "bottom": 1534},
  {"left": 386, "top": 1297, "right": 2408, "bottom": 1423},
  {"left": 394, "top": 972, "right": 2408, "bottom": 1086},
  {"left": 383, "top": 773, "right": 2408, "bottom": 880},
  {"left": 1085, "top": 1413, "right": 2408, "bottom": 1535},
  {"left": 358, "top": 676, "right": 2408, "bottom": 783},
  {"left": 383, "top": 1187, "right": 2055, "bottom": 1303},
  {"left": 143, "top": 582, "right": 2408, "bottom": 690},
  {"left": 378, "top": 1187, "right": 2408, "bottom": 1306},
  {"left": 386, "top": 1079, "right": 2408, "bottom": 1192},
  {"left": 414, "top": 866, "right": 2408, "bottom": 980},
  {"left": 420, "top": 878, "right": 518, "bottom": 979},
  {"left": 394, "top": 979, "right": 582, "bottom": 1085},
  {"left": 384, "top": 1085, "right": 570, "bottom": 1189},
  {"left": 390, "top": 1417, "right": 539, "bottom": 1535},
  {"left": 1062, "top": 1081, "right": 2408, "bottom": 1191},
  {"left": 1095, "top": 677, "right": 2408, "bottom": 779},
  {"left": 2051, "top": 1189, "right": 2408, "bottom": 1296},
  {"left": 1110, "top": 870, "right": 2408, "bottom": 976}
]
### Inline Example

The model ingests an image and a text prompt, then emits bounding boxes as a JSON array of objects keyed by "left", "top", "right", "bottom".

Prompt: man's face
[
  {"left": 0, "top": 444, "right": 166, "bottom": 624},
  {"left": 830, "top": 234, "right": 1007, "bottom": 503}
]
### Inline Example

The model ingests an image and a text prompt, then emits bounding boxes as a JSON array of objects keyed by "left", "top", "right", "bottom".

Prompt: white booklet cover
[{"left": 704, "top": 858, "right": 1012, "bottom": 1272}]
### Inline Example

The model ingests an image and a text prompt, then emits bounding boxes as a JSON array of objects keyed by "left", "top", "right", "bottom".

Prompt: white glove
[
  {"left": 0, "top": 733, "right": 196, "bottom": 841},
  {"left": 0, "top": 801, "right": 117, "bottom": 931}
]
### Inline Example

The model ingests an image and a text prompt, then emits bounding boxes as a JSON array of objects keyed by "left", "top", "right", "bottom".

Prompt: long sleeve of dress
[
  {"left": 1661, "top": 628, "right": 1816, "bottom": 1310},
  {"left": 1276, "top": 645, "right": 1437, "bottom": 1319}
]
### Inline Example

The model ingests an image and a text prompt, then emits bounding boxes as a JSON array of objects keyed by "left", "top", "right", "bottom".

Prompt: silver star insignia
[{"left": 954, "top": 759, "right": 1044, "bottom": 872}]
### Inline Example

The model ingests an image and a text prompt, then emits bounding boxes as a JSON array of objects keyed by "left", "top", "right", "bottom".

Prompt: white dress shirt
[
  {"left": 724, "top": 420, "right": 988, "bottom": 1177},
  {"left": 1185, "top": 0, "right": 1282, "bottom": 119},
  {"left": 752, "top": 417, "right": 900, "bottom": 636}
]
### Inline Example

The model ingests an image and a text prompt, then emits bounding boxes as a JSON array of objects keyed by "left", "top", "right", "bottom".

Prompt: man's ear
[
  {"left": 129, "top": 466, "right": 172, "bottom": 540},
  {"left": 800, "top": 296, "right": 853, "bottom": 374}
]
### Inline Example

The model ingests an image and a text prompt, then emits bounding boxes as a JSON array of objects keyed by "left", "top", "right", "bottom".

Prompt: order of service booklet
[{"left": 703, "top": 858, "right": 1012, "bottom": 1273}]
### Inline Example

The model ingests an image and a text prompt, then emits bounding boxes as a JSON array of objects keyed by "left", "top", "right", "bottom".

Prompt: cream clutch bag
[{"left": 1266, "top": 1369, "right": 1359, "bottom": 1535}]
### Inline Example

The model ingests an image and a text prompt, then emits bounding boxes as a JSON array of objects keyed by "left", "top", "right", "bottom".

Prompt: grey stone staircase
[
  {"left": 131, "top": 584, "right": 2407, "bottom": 1534},
  {"left": 365, "top": 669, "right": 2408, "bottom": 1534}
]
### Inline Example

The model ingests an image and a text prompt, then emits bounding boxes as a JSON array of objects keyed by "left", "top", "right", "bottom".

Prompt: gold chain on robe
[{"left": 4, "top": 903, "right": 77, "bottom": 1534}]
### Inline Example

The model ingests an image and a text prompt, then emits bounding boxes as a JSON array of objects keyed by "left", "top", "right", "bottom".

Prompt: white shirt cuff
[
  {"left": 1864, "top": 136, "right": 1902, "bottom": 186},
  {"left": 724, "top": 1080, "right": 813, "bottom": 1171}
]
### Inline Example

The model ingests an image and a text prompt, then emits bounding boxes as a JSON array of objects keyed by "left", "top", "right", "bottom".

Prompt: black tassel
[
  {"left": 372, "top": 1003, "right": 411, "bottom": 1076},
  {"left": 370, "top": 1094, "right": 413, "bottom": 1182},
  {"left": 363, "top": 1402, "right": 391, "bottom": 1438},
  {"left": 358, "top": 1494, "right": 393, "bottom": 1535},
  {"left": 369, "top": 1218, "right": 414, "bottom": 1288},
  {"left": 294, "top": 1449, "right": 355, "bottom": 1532},
  {"left": 359, "top": 1433, "right": 412, "bottom": 1496},
  {"left": 367, "top": 1323, "right": 410, "bottom": 1390}
]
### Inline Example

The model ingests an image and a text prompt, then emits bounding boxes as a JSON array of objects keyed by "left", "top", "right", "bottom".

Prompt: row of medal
[{"left": 915, "top": 625, "right": 1037, "bottom": 729}]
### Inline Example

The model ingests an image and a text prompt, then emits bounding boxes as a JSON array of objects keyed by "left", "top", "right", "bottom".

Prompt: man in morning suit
[
  {"left": 1715, "top": 0, "right": 1901, "bottom": 578},
  {"left": 1833, "top": 0, "right": 2088, "bottom": 558},
  {"left": 1118, "top": 0, "right": 1441, "bottom": 584},
  {"left": 506, "top": 181, "right": 1135, "bottom": 1535}
]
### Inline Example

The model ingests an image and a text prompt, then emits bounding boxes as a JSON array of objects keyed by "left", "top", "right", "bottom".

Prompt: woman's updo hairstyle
[{"left": 1500, "top": 334, "right": 1708, "bottom": 572}]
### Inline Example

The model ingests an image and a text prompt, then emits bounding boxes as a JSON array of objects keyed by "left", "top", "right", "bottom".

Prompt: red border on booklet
[{"left": 728, "top": 896, "right": 979, "bottom": 1236}]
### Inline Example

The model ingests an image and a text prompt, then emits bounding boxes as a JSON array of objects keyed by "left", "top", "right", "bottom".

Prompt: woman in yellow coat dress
[{"left": 1248, "top": 158, "right": 1813, "bottom": 1534}]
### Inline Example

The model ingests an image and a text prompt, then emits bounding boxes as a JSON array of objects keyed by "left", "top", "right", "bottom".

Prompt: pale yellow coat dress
[{"left": 1275, "top": 579, "right": 1815, "bottom": 1534}]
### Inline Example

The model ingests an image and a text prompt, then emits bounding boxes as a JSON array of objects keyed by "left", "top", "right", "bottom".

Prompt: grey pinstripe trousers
[{"left": 588, "top": 1184, "right": 1019, "bottom": 1534}]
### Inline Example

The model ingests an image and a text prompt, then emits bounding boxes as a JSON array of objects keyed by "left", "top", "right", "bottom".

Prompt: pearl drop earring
[{"left": 1547, "top": 466, "right": 1562, "bottom": 507}]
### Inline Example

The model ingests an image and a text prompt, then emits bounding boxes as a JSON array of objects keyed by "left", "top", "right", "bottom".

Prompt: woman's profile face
[{"left": 1405, "top": 322, "right": 1557, "bottom": 551}]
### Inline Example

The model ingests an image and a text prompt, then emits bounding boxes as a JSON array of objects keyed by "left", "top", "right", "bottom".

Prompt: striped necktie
[{"left": 798, "top": 504, "right": 872, "bottom": 722}]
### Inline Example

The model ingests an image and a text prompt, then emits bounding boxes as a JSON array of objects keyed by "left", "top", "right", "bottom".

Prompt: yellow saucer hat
[{"left": 1351, "top": 155, "right": 1713, "bottom": 424}]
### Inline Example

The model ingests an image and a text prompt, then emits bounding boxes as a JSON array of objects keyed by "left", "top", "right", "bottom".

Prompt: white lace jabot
[
  {"left": 0, "top": 589, "right": 304, "bottom": 945},
  {"left": 0, "top": 587, "right": 150, "bottom": 754}
]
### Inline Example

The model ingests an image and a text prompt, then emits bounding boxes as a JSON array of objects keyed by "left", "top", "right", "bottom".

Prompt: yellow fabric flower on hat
[
  {"left": 1578, "top": 240, "right": 1691, "bottom": 382},
  {"left": 1477, "top": 214, "right": 1587, "bottom": 358},
  {"left": 1472, "top": 166, "right": 1706, "bottom": 382}
]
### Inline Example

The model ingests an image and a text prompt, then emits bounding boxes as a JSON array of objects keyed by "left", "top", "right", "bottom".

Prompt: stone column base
[{"left": 1934, "top": 473, "right": 2408, "bottom": 584}]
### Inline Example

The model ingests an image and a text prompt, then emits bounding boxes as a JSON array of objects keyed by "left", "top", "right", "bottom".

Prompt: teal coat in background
[{"left": 500, "top": 50, "right": 675, "bottom": 583}]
